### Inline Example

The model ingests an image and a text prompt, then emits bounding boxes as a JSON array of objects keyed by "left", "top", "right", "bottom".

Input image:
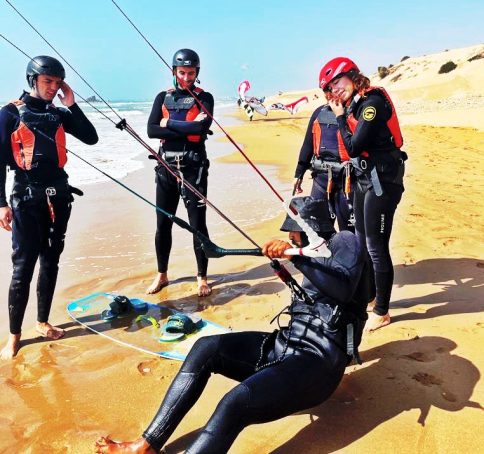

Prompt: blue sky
[{"left": 0, "top": 0, "right": 483, "bottom": 101}]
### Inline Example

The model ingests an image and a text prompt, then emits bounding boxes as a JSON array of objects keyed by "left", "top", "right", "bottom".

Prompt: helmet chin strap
[{"left": 282, "top": 199, "right": 332, "bottom": 258}]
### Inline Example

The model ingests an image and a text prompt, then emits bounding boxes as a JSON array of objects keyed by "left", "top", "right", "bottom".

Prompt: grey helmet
[
  {"left": 172, "top": 48, "right": 200, "bottom": 75},
  {"left": 26, "top": 55, "right": 65, "bottom": 88},
  {"left": 280, "top": 196, "right": 335, "bottom": 234}
]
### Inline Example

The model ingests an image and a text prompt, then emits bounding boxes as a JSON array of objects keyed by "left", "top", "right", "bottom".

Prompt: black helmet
[
  {"left": 280, "top": 196, "right": 335, "bottom": 234},
  {"left": 26, "top": 55, "right": 65, "bottom": 88},
  {"left": 172, "top": 48, "right": 200, "bottom": 72}
]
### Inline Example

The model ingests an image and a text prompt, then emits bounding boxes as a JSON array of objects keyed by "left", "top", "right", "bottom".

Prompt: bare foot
[
  {"left": 146, "top": 272, "right": 169, "bottom": 294},
  {"left": 95, "top": 436, "right": 156, "bottom": 453},
  {"left": 0, "top": 333, "right": 21, "bottom": 359},
  {"left": 197, "top": 276, "right": 212, "bottom": 297},
  {"left": 365, "top": 312, "right": 391, "bottom": 332},
  {"left": 36, "top": 322, "right": 65, "bottom": 340},
  {"left": 366, "top": 298, "right": 376, "bottom": 312}
]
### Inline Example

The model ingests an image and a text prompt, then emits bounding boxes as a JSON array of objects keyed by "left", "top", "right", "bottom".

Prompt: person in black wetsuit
[
  {"left": 293, "top": 88, "right": 355, "bottom": 232},
  {"left": 319, "top": 57, "right": 407, "bottom": 331},
  {"left": 145, "top": 49, "right": 214, "bottom": 297},
  {"left": 0, "top": 56, "right": 98, "bottom": 359},
  {"left": 95, "top": 196, "right": 369, "bottom": 454}
]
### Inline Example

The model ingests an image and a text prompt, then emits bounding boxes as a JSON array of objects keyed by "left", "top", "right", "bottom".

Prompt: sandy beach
[{"left": 0, "top": 44, "right": 483, "bottom": 453}]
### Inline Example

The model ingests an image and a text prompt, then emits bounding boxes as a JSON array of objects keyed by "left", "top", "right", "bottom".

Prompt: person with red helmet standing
[
  {"left": 146, "top": 49, "right": 214, "bottom": 297},
  {"left": 319, "top": 57, "right": 407, "bottom": 331}
]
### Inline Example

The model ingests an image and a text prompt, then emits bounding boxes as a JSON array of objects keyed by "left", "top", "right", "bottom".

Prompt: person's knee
[
  {"left": 181, "top": 335, "right": 221, "bottom": 373},
  {"left": 11, "top": 259, "right": 37, "bottom": 283},
  {"left": 366, "top": 235, "right": 391, "bottom": 272},
  {"left": 211, "top": 384, "right": 250, "bottom": 425}
]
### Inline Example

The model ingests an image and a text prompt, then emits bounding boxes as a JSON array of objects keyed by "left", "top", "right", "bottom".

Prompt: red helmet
[{"left": 319, "top": 57, "right": 359, "bottom": 91}]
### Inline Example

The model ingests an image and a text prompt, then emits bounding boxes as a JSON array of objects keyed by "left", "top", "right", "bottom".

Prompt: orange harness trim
[
  {"left": 347, "top": 87, "right": 403, "bottom": 157},
  {"left": 10, "top": 100, "right": 67, "bottom": 170},
  {"left": 312, "top": 109, "right": 350, "bottom": 162},
  {"left": 161, "top": 87, "right": 204, "bottom": 143}
]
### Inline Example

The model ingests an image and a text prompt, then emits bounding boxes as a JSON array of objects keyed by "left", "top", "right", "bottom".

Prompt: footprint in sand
[
  {"left": 441, "top": 237, "right": 457, "bottom": 246},
  {"left": 137, "top": 358, "right": 161, "bottom": 376},
  {"left": 401, "top": 351, "right": 435, "bottom": 362},
  {"left": 396, "top": 327, "right": 419, "bottom": 339},
  {"left": 441, "top": 389, "right": 458, "bottom": 402},
  {"left": 3, "top": 363, "right": 40, "bottom": 389},
  {"left": 412, "top": 372, "right": 442, "bottom": 386}
]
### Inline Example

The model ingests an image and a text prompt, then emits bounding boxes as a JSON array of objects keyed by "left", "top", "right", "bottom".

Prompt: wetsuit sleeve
[
  {"left": 292, "top": 232, "right": 364, "bottom": 303},
  {"left": 147, "top": 92, "right": 184, "bottom": 140},
  {"left": 294, "top": 107, "right": 321, "bottom": 178},
  {"left": 62, "top": 103, "right": 99, "bottom": 145},
  {"left": 166, "top": 92, "right": 214, "bottom": 135},
  {"left": 0, "top": 165, "right": 7, "bottom": 208},
  {"left": 0, "top": 105, "right": 18, "bottom": 207},
  {"left": 336, "top": 95, "right": 388, "bottom": 157}
]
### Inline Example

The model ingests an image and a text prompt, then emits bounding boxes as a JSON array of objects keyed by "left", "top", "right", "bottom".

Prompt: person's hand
[
  {"left": 262, "top": 239, "right": 293, "bottom": 260},
  {"left": 160, "top": 118, "right": 169, "bottom": 127},
  {"left": 328, "top": 98, "right": 345, "bottom": 117},
  {"left": 0, "top": 206, "right": 13, "bottom": 232},
  {"left": 194, "top": 112, "right": 207, "bottom": 122},
  {"left": 57, "top": 81, "right": 75, "bottom": 107},
  {"left": 292, "top": 177, "right": 303, "bottom": 195}
]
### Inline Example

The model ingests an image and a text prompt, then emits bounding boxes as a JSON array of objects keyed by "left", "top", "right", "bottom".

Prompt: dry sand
[{"left": 0, "top": 44, "right": 483, "bottom": 453}]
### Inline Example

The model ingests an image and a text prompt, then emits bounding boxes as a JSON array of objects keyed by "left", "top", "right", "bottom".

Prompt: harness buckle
[
  {"left": 23, "top": 186, "right": 33, "bottom": 201},
  {"left": 360, "top": 159, "right": 368, "bottom": 170},
  {"left": 45, "top": 187, "right": 56, "bottom": 196}
]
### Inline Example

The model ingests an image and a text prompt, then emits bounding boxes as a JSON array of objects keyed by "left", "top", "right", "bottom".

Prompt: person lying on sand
[{"left": 95, "top": 197, "right": 372, "bottom": 453}]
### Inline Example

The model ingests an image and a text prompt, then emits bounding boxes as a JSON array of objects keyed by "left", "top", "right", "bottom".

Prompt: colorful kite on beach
[
  {"left": 237, "top": 80, "right": 267, "bottom": 120},
  {"left": 238, "top": 80, "right": 251, "bottom": 100},
  {"left": 268, "top": 96, "right": 309, "bottom": 115}
]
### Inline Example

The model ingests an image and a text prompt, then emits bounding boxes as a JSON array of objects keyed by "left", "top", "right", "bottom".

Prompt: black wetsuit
[
  {"left": 142, "top": 231, "right": 368, "bottom": 453},
  {"left": 295, "top": 105, "right": 355, "bottom": 232},
  {"left": 0, "top": 92, "right": 98, "bottom": 334},
  {"left": 147, "top": 87, "right": 214, "bottom": 277},
  {"left": 336, "top": 90, "right": 405, "bottom": 316}
]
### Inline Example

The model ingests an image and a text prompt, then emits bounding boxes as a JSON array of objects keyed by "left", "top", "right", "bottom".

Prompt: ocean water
[
  {"left": 65, "top": 99, "right": 242, "bottom": 187},
  {"left": 2, "top": 98, "right": 245, "bottom": 192}
]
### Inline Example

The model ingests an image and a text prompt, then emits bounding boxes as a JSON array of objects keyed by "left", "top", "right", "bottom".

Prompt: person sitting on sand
[
  {"left": 0, "top": 56, "right": 98, "bottom": 359},
  {"left": 95, "top": 196, "right": 371, "bottom": 454},
  {"left": 145, "top": 49, "right": 214, "bottom": 297},
  {"left": 319, "top": 57, "right": 407, "bottom": 332}
]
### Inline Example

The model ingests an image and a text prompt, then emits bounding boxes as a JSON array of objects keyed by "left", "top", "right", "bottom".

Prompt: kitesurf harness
[
  {"left": 345, "top": 87, "right": 405, "bottom": 196},
  {"left": 161, "top": 88, "right": 204, "bottom": 143},
  {"left": 312, "top": 106, "right": 350, "bottom": 162},
  {"left": 309, "top": 106, "right": 353, "bottom": 222},
  {"left": 10, "top": 99, "right": 67, "bottom": 170}
]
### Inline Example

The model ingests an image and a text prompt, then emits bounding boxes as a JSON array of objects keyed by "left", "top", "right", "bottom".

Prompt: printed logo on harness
[{"left": 362, "top": 106, "right": 376, "bottom": 121}]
